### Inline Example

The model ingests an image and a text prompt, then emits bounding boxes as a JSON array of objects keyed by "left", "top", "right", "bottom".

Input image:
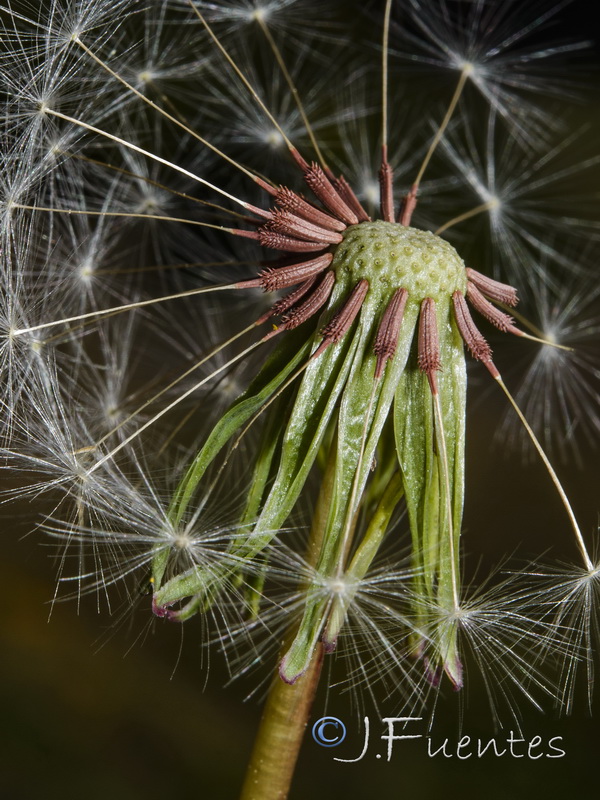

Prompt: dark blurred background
[
  {"left": 2, "top": 0, "right": 600, "bottom": 798},
  {"left": 2, "top": 429, "right": 600, "bottom": 800}
]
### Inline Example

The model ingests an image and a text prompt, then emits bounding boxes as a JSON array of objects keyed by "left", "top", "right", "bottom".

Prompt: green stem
[
  {"left": 239, "top": 645, "right": 324, "bottom": 800},
  {"left": 240, "top": 440, "right": 338, "bottom": 799}
]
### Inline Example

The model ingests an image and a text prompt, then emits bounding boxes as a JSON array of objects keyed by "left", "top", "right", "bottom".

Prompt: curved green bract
[
  {"left": 394, "top": 305, "right": 466, "bottom": 688},
  {"left": 152, "top": 326, "right": 314, "bottom": 590},
  {"left": 169, "top": 325, "right": 315, "bottom": 527}
]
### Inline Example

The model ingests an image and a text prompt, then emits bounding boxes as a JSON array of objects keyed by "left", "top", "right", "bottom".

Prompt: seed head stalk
[
  {"left": 240, "top": 444, "right": 339, "bottom": 800},
  {"left": 240, "top": 646, "right": 324, "bottom": 800}
]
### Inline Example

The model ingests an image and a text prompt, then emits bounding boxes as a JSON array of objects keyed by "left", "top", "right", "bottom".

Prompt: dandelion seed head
[
  {"left": 77, "top": 258, "right": 96, "bottom": 283},
  {"left": 2, "top": 0, "right": 599, "bottom": 741},
  {"left": 497, "top": 268, "right": 600, "bottom": 462},
  {"left": 217, "top": 373, "right": 243, "bottom": 400},
  {"left": 516, "top": 552, "right": 600, "bottom": 713},
  {"left": 437, "top": 110, "right": 600, "bottom": 281},
  {"left": 188, "top": 0, "right": 331, "bottom": 36},
  {"left": 391, "top": 0, "right": 592, "bottom": 145},
  {"left": 172, "top": 530, "right": 194, "bottom": 551},
  {"left": 250, "top": 6, "right": 268, "bottom": 23},
  {"left": 415, "top": 572, "right": 569, "bottom": 721},
  {"left": 221, "top": 540, "right": 428, "bottom": 707}
]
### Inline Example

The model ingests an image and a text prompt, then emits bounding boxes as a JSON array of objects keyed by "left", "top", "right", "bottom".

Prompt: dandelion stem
[
  {"left": 495, "top": 376, "right": 594, "bottom": 571},
  {"left": 241, "top": 447, "right": 340, "bottom": 798},
  {"left": 240, "top": 645, "right": 324, "bottom": 800}
]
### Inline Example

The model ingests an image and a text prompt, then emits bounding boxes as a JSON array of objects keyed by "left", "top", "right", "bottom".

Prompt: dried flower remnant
[
  {"left": 137, "top": 24, "right": 568, "bottom": 690},
  {"left": 1, "top": 1, "right": 599, "bottom": 797},
  {"left": 3, "top": 0, "right": 592, "bottom": 686}
]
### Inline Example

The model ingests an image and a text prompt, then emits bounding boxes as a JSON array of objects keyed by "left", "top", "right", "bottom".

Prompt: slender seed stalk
[
  {"left": 91, "top": 323, "right": 258, "bottom": 448},
  {"left": 11, "top": 281, "right": 253, "bottom": 336},
  {"left": 434, "top": 200, "right": 498, "bottom": 234},
  {"left": 412, "top": 65, "right": 471, "bottom": 190},
  {"left": 400, "top": 66, "right": 471, "bottom": 225},
  {"left": 87, "top": 336, "right": 270, "bottom": 474},
  {"left": 188, "top": 1, "right": 297, "bottom": 159},
  {"left": 381, "top": 0, "right": 393, "bottom": 154},
  {"left": 255, "top": 14, "right": 327, "bottom": 169},
  {"left": 57, "top": 150, "right": 251, "bottom": 219},
  {"left": 74, "top": 36, "right": 271, "bottom": 189},
  {"left": 42, "top": 108, "right": 264, "bottom": 211},
  {"left": 12, "top": 203, "right": 247, "bottom": 229},
  {"left": 495, "top": 375, "right": 594, "bottom": 571}
]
